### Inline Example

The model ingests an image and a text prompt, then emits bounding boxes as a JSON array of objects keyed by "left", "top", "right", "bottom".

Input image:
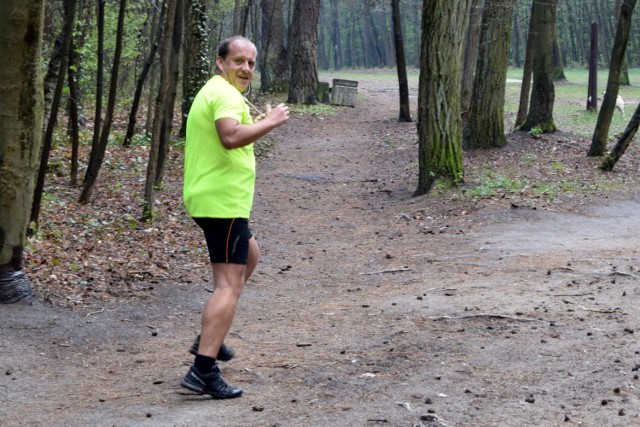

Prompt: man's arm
[{"left": 216, "top": 103, "right": 289, "bottom": 150}]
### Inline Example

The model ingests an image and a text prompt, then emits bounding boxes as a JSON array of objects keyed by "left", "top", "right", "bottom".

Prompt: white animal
[
  {"left": 602, "top": 91, "right": 625, "bottom": 117},
  {"left": 616, "top": 95, "right": 625, "bottom": 117}
]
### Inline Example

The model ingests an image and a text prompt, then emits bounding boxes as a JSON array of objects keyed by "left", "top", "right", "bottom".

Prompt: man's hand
[{"left": 266, "top": 103, "right": 289, "bottom": 127}]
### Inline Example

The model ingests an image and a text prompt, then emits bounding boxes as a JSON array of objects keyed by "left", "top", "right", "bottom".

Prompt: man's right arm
[{"left": 216, "top": 103, "right": 289, "bottom": 150}]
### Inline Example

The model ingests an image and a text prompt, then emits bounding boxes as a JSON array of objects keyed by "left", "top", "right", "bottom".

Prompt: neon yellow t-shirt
[{"left": 183, "top": 75, "right": 255, "bottom": 218}]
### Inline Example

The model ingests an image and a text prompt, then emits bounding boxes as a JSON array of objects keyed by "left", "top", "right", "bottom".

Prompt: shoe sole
[
  {"left": 180, "top": 378, "right": 243, "bottom": 399},
  {"left": 181, "top": 378, "right": 205, "bottom": 394}
]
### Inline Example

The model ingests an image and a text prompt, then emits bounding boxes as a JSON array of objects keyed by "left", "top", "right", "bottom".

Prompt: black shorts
[{"left": 193, "top": 218, "right": 253, "bottom": 265}]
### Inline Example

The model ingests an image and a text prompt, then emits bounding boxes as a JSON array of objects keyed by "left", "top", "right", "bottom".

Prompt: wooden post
[{"left": 587, "top": 21, "right": 598, "bottom": 112}]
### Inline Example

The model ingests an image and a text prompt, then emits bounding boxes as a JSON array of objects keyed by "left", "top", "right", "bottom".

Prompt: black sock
[{"left": 194, "top": 354, "right": 216, "bottom": 373}]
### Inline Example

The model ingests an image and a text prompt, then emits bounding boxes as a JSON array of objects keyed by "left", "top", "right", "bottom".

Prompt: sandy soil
[{"left": 2, "top": 73, "right": 640, "bottom": 427}]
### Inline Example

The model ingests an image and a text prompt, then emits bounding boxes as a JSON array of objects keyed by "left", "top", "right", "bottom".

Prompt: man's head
[{"left": 215, "top": 36, "right": 257, "bottom": 93}]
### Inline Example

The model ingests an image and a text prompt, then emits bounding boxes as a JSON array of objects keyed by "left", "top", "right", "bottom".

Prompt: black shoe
[
  {"left": 189, "top": 335, "right": 235, "bottom": 361},
  {"left": 181, "top": 364, "right": 243, "bottom": 399}
]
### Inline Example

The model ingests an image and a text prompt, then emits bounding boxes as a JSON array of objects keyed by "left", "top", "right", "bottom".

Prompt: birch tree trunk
[{"left": 0, "top": 0, "right": 44, "bottom": 303}]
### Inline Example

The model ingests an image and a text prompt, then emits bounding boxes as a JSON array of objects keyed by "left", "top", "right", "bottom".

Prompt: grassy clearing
[
  {"left": 505, "top": 68, "right": 640, "bottom": 137},
  {"left": 324, "top": 67, "right": 640, "bottom": 138},
  {"left": 321, "top": 67, "right": 640, "bottom": 206}
]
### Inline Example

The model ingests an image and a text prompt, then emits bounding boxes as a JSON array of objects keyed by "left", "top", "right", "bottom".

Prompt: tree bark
[
  {"left": 123, "top": 1, "right": 166, "bottom": 146},
  {"left": 88, "top": 0, "right": 105, "bottom": 175},
  {"left": 80, "top": 0, "right": 104, "bottom": 202},
  {"left": 287, "top": 0, "right": 320, "bottom": 104},
  {"left": 80, "top": 0, "right": 127, "bottom": 204},
  {"left": 600, "top": 101, "right": 640, "bottom": 171},
  {"left": 415, "top": 0, "right": 471, "bottom": 196},
  {"left": 515, "top": 0, "right": 535, "bottom": 128},
  {"left": 155, "top": 0, "right": 182, "bottom": 188},
  {"left": 552, "top": 36, "right": 566, "bottom": 81},
  {"left": 67, "top": 35, "right": 80, "bottom": 186},
  {"left": 461, "top": 0, "right": 484, "bottom": 129},
  {"left": 589, "top": 0, "right": 636, "bottom": 157},
  {"left": 0, "top": 0, "right": 44, "bottom": 303},
  {"left": 143, "top": 0, "right": 181, "bottom": 221},
  {"left": 392, "top": 0, "right": 412, "bottom": 123},
  {"left": 179, "top": 0, "right": 207, "bottom": 137},
  {"left": 260, "top": 0, "right": 289, "bottom": 93},
  {"left": 31, "top": 0, "right": 76, "bottom": 228},
  {"left": 464, "top": 0, "right": 516, "bottom": 148},
  {"left": 518, "top": 0, "right": 557, "bottom": 133}
]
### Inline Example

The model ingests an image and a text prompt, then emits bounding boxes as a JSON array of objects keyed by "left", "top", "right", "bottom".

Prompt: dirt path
[{"left": 3, "top": 76, "right": 640, "bottom": 426}]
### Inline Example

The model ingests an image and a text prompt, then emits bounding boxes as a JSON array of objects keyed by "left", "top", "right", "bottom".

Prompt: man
[{"left": 181, "top": 36, "right": 289, "bottom": 399}]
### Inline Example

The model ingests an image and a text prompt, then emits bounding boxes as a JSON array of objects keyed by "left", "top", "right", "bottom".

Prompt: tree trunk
[
  {"left": 178, "top": 0, "right": 207, "bottom": 137},
  {"left": 589, "top": 0, "right": 636, "bottom": 157},
  {"left": 600, "top": 101, "right": 640, "bottom": 171},
  {"left": 31, "top": 0, "right": 76, "bottom": 228},
  {"left": 155, "top": 0, "right": 183, "bottom": 188},
  {"left": 123, "top": 1, "right": 166, "bottom": 146},
  {"left": 511, "top": 3, "right": 522, "bottom": 67},
  {"left": 518, "top": 0, "right": 557, "bottom": 133},
  {"left": 143, "top": 0, "right": 180, "bottom": 221},
  {"left": 615, "top": 0, "right": 631, "bottom": 85},
  {"left": 80, "top": 0, "right": 127, "bottom": 204},
  {"left": 553, "top": 36, "right": 566, "bottom": 81},
  {"left": 87, "top": 0, "right": 104, "bottom": 174},
  {"left": 80, "top": 0, "right": 105, "bottom": 203},
  {"left": 287, "top": 0, "right": 320, "bottom": 104},
  {"left": 260, "top": 0, "right": 289, "bottom": 93},
  {"left": 415, "top": 0, "right": 471, "bottom": 196},
  {"left": 0, "top": 0, "right": 44, "bottom": 303},
  {"left": 460, "top": 0, "right": 484, "bottom": 129},
  {"left": 392, "top": 0, "right": 412, "bottom": 123},
  {"left": 464, "top": 0, "right": 516, "bottom": 148},
  {"left": 42, "top": 33, "right": 64, "bottom": 124},
  {"left": 331, "top": 0, "right": 341, "bottom": 70},
  {"left": 515, "top": 0, "right": 535, "bottom": 128},
  {"left": 67, "top": 35, "right": 80, "bottom": 186},
  {"left": 233, "top": 0, "right": 243, "bottom": 35},
  {"left": 233, "top": 0, "right": 252, "bottom": 36}
]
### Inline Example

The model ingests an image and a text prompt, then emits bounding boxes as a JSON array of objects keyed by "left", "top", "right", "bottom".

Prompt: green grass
[
  {"left": 290, "top": 103, "right": 336, "bottom": 115},
  {"left": 321, "top": 67, "right": 639, "bottom": 140},
  {"left": 466, "top": 171, "right": 524, "bottom": 198},
  {"left": 320, "top": 68, "right": 420, "bottom": 83},
  {"left": 505, "top": 67, "right": 640, "bottom": 138}
]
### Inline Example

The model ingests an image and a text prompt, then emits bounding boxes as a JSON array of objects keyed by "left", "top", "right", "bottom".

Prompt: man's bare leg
[{"left": 198, "top": 237, "right": 259, "bottom": 358}]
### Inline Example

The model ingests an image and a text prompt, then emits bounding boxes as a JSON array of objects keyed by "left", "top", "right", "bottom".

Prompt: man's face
[{"left": 216, "top": 40, "right": 257, "bottom": 93}]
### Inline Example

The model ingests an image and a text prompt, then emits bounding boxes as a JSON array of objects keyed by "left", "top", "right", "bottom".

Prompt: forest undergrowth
[{"left": 26, "top": 88, "right": 640, "bottom": 309}]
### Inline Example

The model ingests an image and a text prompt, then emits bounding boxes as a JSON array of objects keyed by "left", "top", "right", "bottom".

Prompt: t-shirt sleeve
[{"left": 212, "top": 86, "right": 245, "bottom": 123}]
